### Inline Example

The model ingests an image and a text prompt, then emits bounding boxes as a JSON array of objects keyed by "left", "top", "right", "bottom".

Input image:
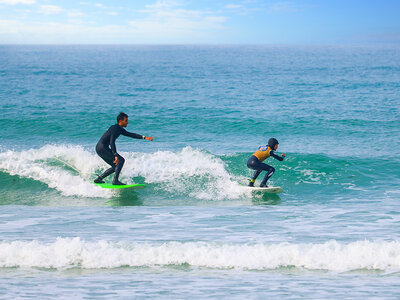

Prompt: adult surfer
[
  {"left": 247, "top": 138, "right": 285, "bottom": 187},
  {"left": 94, "top": 112, "right": 154, "bottom": 185}
]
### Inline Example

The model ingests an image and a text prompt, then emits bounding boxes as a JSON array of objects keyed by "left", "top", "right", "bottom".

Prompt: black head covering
[{"left": 268, "top": 138, "right": 279, "bottom": 149}]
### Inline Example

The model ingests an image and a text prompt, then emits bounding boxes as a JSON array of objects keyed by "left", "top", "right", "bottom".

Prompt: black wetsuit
[
  {"left": 247, "top": 149, "right": 284, "bottom": 186},
  {"left": 96, "top": 124, "right": 143, "bottom": 183}
]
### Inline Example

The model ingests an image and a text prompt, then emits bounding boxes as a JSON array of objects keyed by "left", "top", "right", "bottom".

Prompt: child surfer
[{"left": 247, "top": 138, "right": 285, "bottom": 187}]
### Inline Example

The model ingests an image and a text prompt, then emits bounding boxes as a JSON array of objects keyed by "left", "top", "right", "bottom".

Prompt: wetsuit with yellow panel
[{"left": 247, "top": 138, "right": 284, "bottom": 187}]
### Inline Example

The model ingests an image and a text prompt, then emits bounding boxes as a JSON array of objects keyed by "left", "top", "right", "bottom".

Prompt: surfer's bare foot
[{"left": 112, "top": 180, "right": 126, "bottom": 185}]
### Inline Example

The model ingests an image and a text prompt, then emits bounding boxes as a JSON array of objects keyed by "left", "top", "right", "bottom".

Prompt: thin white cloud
[
  {"left": 4, "top": 19, "right": 186, "bottom": 44},
  {"left": 107, "top": 11, "right": 118, "bottom": 16},
  {"left": 0, "top": 19, "right": 22, "bottom": 34},
  {"left": 269, "top": 1, "right": 301, "bottom": 13},
  {"left": 68, "top": 19, "right": 84, "bottom": 25},
  {"left": 39, "top": 5, "right": 63, "bottom": 15},
  {"left": 139, "top": 1, "right": 203, "bottom": 19},
  {"left": 0, "top": 0, "right": 35, "bottom": 4},
  {"left": 68, "top": 10, "right": 85, "bottom": 18},
  {"left": 223, "top": 1, "right": 263, "bottom": 15},
  {"left": 0, "top": 19, "right": 125, "bottom": 43},
  {"left": 225, "top": 4, "right": 243, "bottom": 9},
  {"left": 129, "top": 0, "right": 227, "bottom": 41},
  {"left": 0, "top": 1, "right": 229, "bottom": 44},
  {"left": 142, "top": 0, "right": 181, "bottom": 11}
]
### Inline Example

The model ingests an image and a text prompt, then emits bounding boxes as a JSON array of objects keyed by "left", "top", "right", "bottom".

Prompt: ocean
[{"left": 0, "top": 45, "right": 400, "bottom": 298}]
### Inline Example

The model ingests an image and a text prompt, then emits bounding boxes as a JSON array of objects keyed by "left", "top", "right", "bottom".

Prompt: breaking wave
[{"left": 1, "top": 238, "right": 400, "bottom": 272}]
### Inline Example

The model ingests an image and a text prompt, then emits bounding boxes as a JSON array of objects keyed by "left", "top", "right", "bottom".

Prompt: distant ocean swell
[
  {"left": 1, "top": 237, "right": 400, "bottom": 272},
  {"left": 0, "top": 144, "right": 398, "bottom": 201}
]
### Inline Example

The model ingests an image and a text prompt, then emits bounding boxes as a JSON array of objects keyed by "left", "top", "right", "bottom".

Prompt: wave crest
[
  {"left": 1, "top": 238, "right": 400, "bottom": 272},
  {"left": 0, "top": 145, "right": 244, "bottom": 200}
]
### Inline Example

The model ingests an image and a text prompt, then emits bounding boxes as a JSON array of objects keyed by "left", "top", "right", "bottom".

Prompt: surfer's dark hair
[{"left": 117, "top": 112, "right": 128, "bottom": 122}]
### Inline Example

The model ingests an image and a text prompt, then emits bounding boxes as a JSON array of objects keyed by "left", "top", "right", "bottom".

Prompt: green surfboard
[{"left": 94, "top": 183, "right": 146, "bottom": 190}]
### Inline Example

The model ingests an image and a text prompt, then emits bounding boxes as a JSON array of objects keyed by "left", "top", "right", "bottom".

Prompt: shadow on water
[
  {"left": 251, "top": 193, "right": 282, "bottom": 206},
  {"left": 105, "top": 189, "right": 144, "bottom": 206}
]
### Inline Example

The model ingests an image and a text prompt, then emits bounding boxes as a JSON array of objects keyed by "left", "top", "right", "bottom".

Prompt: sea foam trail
[
  {"left": 1, "top": 238, "right": 400, "bottom": 272},
  {"left": 0, "top": 145, "right": 245, "bottom": 200},
  {"left": 121, "top": 147, "right": 245, "bottom": 200},
  {"left": 0, "top": 145, "right": 110, "bottom": 198}
]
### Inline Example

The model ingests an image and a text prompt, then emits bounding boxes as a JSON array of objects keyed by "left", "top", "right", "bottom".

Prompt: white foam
[
  {"left": 0, "top": 145, "right": 110, "bottom": 198},
  {"left": 0, "top": 145, "right": 245, "bottom": 199},
  {"left": 121, "top": 147, "right": 245, "bottom": 200},
  {"left": 1, "top": 238, "right": 400, "bottom": 272}
]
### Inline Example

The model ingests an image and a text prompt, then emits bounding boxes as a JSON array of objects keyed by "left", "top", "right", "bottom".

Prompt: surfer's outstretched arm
[
  {"left": 121, "top": 129, "right": 154, "bottom": 141},
  {"left": 270, "top": 150, "right": 285, "bottom": 161}
]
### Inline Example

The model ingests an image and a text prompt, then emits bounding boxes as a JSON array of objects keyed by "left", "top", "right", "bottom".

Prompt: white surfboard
[{"left": 242, "top": 186, "right": 283, "bottom": 194}]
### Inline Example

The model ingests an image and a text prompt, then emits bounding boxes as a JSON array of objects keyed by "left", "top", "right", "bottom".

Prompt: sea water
[{"left": 0, "top": 45, "right": 400, "bottom": 298}]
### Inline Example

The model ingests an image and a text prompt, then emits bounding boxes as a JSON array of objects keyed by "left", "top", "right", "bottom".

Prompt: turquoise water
[{"left": 1, "top": 45, "right": 400, "bottom": 298}]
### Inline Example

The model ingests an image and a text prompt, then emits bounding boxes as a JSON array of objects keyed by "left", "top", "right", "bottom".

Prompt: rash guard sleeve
[
  {"left": 121, "top": 128, "right": 144, "bottom": 140},
  {"left": 270, "top": 150, "right": 284, "bottom": 161}
]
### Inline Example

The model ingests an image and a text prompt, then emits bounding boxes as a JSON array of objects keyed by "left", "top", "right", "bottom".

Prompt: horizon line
[{"left": 1, "top": 43, "right": 400, "bottom": 47}]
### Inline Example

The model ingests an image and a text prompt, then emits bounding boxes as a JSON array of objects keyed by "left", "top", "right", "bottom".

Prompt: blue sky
[{"left": 0, "top": 0, "right": 399, "bottom": 44}]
